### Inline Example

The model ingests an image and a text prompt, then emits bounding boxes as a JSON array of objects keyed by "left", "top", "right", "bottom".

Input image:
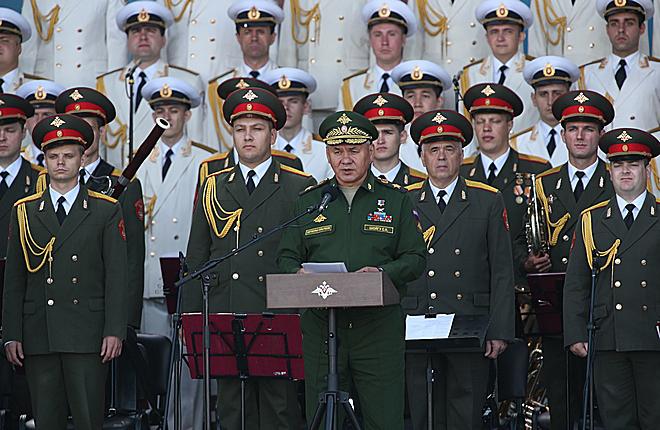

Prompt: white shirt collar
[
  {"left": 609, "top": 51, "right": 640, "bottom": 73},
  {"left": 371, "top": 161, "right": 401, "bottom": 183},
  {"left": 616, "top": 191, "right": 647, "bottom": 220},
  {"left": 160, "top": 137, "right": 184, "bottom": 165},
  {"left": 240, "top": 60, "right": 273, "bottom": 78},
  {"left": 428, "top": 176, "right": 459, "bottom": 204},
  {"left": 567, "top": 159, "right": 598, "bottom": 189},
  {"left": 49, "top": 183, "right": 80, "bottom": 215},
  {"left": 136, "top": 60, "right": 161, "bottom": 81},
  {"left": 492, "top": 54, "right": 518, "bottom": 81},
  {"left": 238, "top": 157, "right": 272, "bottom": 189},
  {"left": 0, "top": 156, "right": 23, "bottom": 187},
  {"left": 480, "top": 148, "right": 511, "bottom": 177},
  {"left": 537, "top": 121, "right": 562, "bottom": 143},
  {"left": 276, "top": 128, "right": 306, "bottom": 154},
  {"left": 1, "top": 67, "right": 18, "bottom": 87},
  {"left": 373, "top": 64, "right": 396, "bottom": 89}
]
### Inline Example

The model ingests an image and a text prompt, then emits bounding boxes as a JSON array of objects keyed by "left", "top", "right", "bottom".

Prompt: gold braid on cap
[
  {"left": 324, "top": 126, "right": 372, "bottom": 145},
  {"left": 203, "top": 175, "right": 243, "bottom": 248},
  {"left": 17, "top": 201, "right": 55, "bottom": 276}
]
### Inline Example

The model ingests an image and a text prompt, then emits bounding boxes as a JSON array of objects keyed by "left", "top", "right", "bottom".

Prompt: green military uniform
[
  {"left": 564, "top": 128, "right": 660, "bottom": 429},
  {"left": 1, "top": 114, "right": 128, "bottom": 430},
  {"left": 277, "top": 111, "right": 427, "bottom": 429},
  {"left": 403, "top": 109, "right": 515, "bottom": 429},
  {"left": 182, "top": 86, "right": 313, "bottom": 429}
]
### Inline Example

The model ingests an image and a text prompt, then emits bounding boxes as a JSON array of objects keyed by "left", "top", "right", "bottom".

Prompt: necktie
[
  {"left": 436, "top": 190, "right": 447, "bottom": 213},
  {"left": 623, "top": 204, "right": 635, "bottom": 229},
  {"left": 487, "top": 162, "right": 497, "bottom": 185},
  {"left": 0, "top": 171, "right": 9, "bottom": 199},
  {"left": 0, "top": 78, "right": 4, "bottom": 93},
  {"left": 246, "top": 170, "right": 256, "bottom": 194},
  {"left": 249, "top": 70, "right": 260, "bottom": 79},
  {"left": 497, "top": 65, "right": 508, "bottom": 84},
  {"left": 162, "top": 149, "right": 173, "bottom": 180},
  {"left": 135, "top": 71, "right": 147, "bottom": 112},
  {"left": 615, "top": 59, "right": 627, "bottom": 90},
  {"left": 573, "top": 171, "right": 585, "bottom": 202},
  {"left": 380, "top": 73, "right": 390, "bottom": 93},
  {"left": 284, "top": 144, "right": 294, "bottom": 153},
  {"left": 36, "top": 153, "right": 44, "bottom": 167},
  {"left": 547, "top": 129, "right": 557, "bottom": 158},
  {"left": 56, "top": 196, "right": 67, "bottom": 225},
  {"left": 79, "top": 169, "right": 87, "bottom": 184}
]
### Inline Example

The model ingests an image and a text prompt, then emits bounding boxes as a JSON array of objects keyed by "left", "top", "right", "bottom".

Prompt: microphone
[
  {"left": 126, "top": 59, "right": 143, "bottom": 80},
  {"left": 317, "top": 185, "right": 339, "bottom": 213}
]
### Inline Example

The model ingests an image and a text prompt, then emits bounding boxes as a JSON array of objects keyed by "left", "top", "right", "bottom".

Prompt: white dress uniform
[
  {"left": 528, "top": 0, "right": 649, "bottom": 64},
  {"left": 409, "top": 0, "right": 491, "bottom": 77},
  {"left": 1, "top": 68, "right": 43, "bottom": 94},
  {"left": 278, "top": 0, "right": 371, "bottom": 111},
  {"left": 19, "top": 0, "right": 127, "bottom": 87},
  {"left": 511, "top": 121, "right": 566, "bottom": 167},
  {"left": 654, "top": 2, "right": 660, "bottom": 56},
  {"left": 15, "top": 79, "right": 64, "bottom": 159},
  {"left": 0, "top": 8, "right": 43, "bottom": 94}
]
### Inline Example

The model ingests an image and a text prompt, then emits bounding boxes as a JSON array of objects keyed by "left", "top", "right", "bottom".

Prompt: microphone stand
[
  {"left": 581, "top": 253, "right": 600, "bottom": 430},
  {"left": 175, "top": 203, "right": 319, "bottom": 430},
  {"left": 125, "top": 65, "right": 138, "bottom": 163},
  {"left": 452, "top": 72, "right": 462, "bottom": 112}
]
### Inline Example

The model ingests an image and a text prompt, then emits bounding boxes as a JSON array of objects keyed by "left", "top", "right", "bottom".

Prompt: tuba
[{"left": 517, "top": 173, "right": 549, "bottom": 255}]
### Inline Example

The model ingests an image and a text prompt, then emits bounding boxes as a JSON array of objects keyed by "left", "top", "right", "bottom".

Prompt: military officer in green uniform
[
  {"left": 2, "top": 113, "right": 128, "bottom": 430},
  {"left": 277, "top": 111, "right": 427, "bottom": 429},
  {"left": 564, "top": 128, "right": 660, "bottom": 429},
  {"left": 403, "top": 110, "right": 515, "bottom": 429},
  {"left": 182, "top": 86, "right": 314, "bottom": 429},
  {"left": 353, "top": 92, "right": 427, "bottom": 187},
  {"left": 197, "top": 76, "right": 304, "bottom": 187},
  {"left": 460, "top": 83, "right": 551, "bottom": 290},
  {"left": 520, "top": 90, "right": 615, "bottom": 430}
]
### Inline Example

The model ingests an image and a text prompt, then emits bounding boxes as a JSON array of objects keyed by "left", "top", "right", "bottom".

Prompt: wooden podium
[
  {"left": 266, "top": 272, "right": 399, "bottom": 309},
  {"left": 266, "top": 271, "right": 399, "bottom": 430}
]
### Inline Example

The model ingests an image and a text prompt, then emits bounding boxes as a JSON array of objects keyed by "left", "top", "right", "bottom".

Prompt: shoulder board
[
  {"left": 537, "top": 165, "right": 562, "bottom": 178},
  {"left": 405, "top": 182, "right": 424, "bottom": 191},
  {"left": 509, "top": 126, "right": 534, "bottom": 140},
  {"left": 111, "top": 168, "right": 122, "bottom": 177},
  {"left": 461, "top": 155, "right": 477, "bottom": 165},
  {"left": 96, "top": 67, "right": 123, "bottom": 79},
  {"left": 524, "top": 55, "right": 536, "bottom": 62},
  {"left": 408, "top": 168, "right": 427, "bottom": 179},
  {"left": 280, "top": 164, "right": 312, "bottom": 178},
  {"left": 580, "top": 58, "right": 605, "bottom": 69},
  {"left": 342, "top": 68, "right": 368, "bottom": 82},
  {"left": 208, "top": 166, "right": 234, "bottom": 178},
  {"left": 465, "top": 179, "right": 498, "bottom": 194},
  {"left": 13, "top": 191, "right": 44, "bottom": 207},
  {"left": 201, "top": 151, "right": 229, "bottom": 164},
  {"left": 656, "top": 198, "right": 660, "bottom": 204},
  {"left": 29, "top": 163, "right": 45, "bottom": 173},
  {"left": 23, "top": 73, "right": 46, "bottom": 80},
  {"left": 312, "top": 133, "right": 323, "bottom": 142},
  {"left": 168, "top": 64, "right": 200, "bottom": 76},
  {"left": 88, "top": 190, "right": 117, "bottom": 203},
  {"left": 518, "top": 153, "right": 550, "bottom": 165},
  {"left": 647, "top": 56, "right": 660, "bottom": 63},
  {"left": 581, "top": 199, "right": 610, "bottom": 216},
  {"left": 463, "top": 58, "right": 484, "bottom": 70},
  {"left": 271, "top": 149, "right": 298, "bottom": 160},
  {"left": 377, "top": 177, "right": 404, "bottom": 191},
  {"left": 209, "top": 68, "right": 236, "bottom": 84},
  {"left": 300, "top": 178, "right": 331, "bottom": 195},
  {"left": 191, "top": 141, "right": 216, "bottom": 154}
]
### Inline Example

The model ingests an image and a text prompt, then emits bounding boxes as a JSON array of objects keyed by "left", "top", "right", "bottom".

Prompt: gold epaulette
[
  {"left": 191, "top": 141, "right": 216, "bottom": 154},
  {"left": 342, "top": 68, "right": 368, "bottom": 81},
  {"left": 202, "top": 151, "right": 230, "bottom": 164},
  {"left": 300, "top": 178, "right": 331, "bottom": 195},
  {"left": 35, "top": 171, "right": 47, "bottom": 193},
  {"left": 518, "top": 153, "right": 550, "bottom": 165},
  {"left": 14, "top": 191, "right": 43, "bottom": 207},
  {"left": 461, "top": 155, "right": 477, "bottom": 165},
  {"left": 509, "top": 126, "right": 534, "bottom": 140},
  {"left": 408, "top": 168, "right": 427, "bottom": 179},
  {"left": 656, "top": 197, "right": 660, "bottom": 204},
  {"left": 169, "top": 64, "right": 200, "bottom": 76},
  {"left": 647, "top": 56, "right": 660, "bottom": 63},
  {"left": 208, "top": 166, "right": 234, "bottom": 179},
  {"left": 111, "top": 168, "right": 122, "bottom": 177},
  {"left": 29, "top": 163, "right": 45, "bottom": 173},
  {"left": 537, "top": 165, "right": 561, "bottom": 179},
  {"left": 272, "top": 149, "right": 298, "bottom": 160},
  {"left": 405, "top": 182, "right": 424, "bottom": 191},
  {"left": 23, "top": 73, "right": 46, "bottom": 80},
  {"left": 208, "top": 69, "right": 236, "bottom": 84},
  {"left": 579, "top": 58, "right": 605, "bottom": 69},
  {"left": 96, "top": 67, "right": 123, "bottom": 80},
  {"left": 580, "top": 199, "right": 610, "bottom": 216},
  {"left": 466, "top": 179, "right": 498, "bottom": 193},
  {"left": 462, "top": 58, "right": 484, "bottom": 70},
  {"left": 312, "top": 133, "right": 323, "bottom": 141},
  {"left": 377, "top": 176, "right": 404, "bottom": 191},
  {"left": 524, "top": 54, "right": 536, "bottom": 61},
  {"left": 280, "top": 164, "right": 312, "bottom": 178},
  {"left": 88, "top": 190, "right": 118, "bottom": 204}
]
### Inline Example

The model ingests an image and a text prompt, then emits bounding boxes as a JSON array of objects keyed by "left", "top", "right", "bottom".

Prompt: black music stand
[
  {"left": 181, "top": 313, "right": 304, "bottom": 430},
  {"left": 406, "top": 314, "right": 490, "bottom": 429}
]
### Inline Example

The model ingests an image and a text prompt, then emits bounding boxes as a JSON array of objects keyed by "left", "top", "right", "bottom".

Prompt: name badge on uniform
[
  {"left": 305, "top": 225, "right": 334, "bottom": 236},
  {"left": 363, "top": 224, "right": 394, "bottom": 234},
  {"left": 367, "top": 199, "right": 393, "bottom": 223}
]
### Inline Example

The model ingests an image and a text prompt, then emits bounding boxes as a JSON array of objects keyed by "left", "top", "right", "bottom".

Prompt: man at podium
[{"left": 278, "top": 111, "right": 427, "bottom": 429}]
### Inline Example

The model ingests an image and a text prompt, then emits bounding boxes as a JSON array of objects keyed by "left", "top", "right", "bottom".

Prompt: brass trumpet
[{"left": 517, "top": 173, "right": 550, "bottom": 255}]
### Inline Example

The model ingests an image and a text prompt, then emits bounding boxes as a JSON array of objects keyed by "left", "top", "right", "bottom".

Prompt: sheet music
[
  {"left": 302, "top": 262, "right": 348, "bottom": 273},
  {"left": 405, "top": 314, "right": 455, "bottom": 340}
]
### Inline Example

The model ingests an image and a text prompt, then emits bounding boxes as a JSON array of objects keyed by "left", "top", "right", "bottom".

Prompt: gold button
[
  {"left": 563, "top": 235, "right": 569, "bottom": 242},
  {"left": 191, "top": 19, "right": 197, "bottom": 24},
  {"left": 641, "top": 259, "right": 646, "bottom": 266},
  {"left": 589, "top": 25, "right": 594, "bottom": 30},
  {"left": 430, "top": 292, "right": 437, "bottom": 300},
  {"left": 589, "top": 43, "right": 595, "bottom": 48},
  {"left": 455, "top": 249, "right": 461, "bottom": 255},
  {"left": 615, "top": 303, "right": 622, "bottom": 311},
  {"left": 257, "top": 250, "right": 264, "bottom": 257},
  {"left": 151, "top": 236, "right": 156, "bottom": 241},
  {"left": 614, "top": 280, "right": 621, "bottom": 288},
  {"left": 232, "top": 273, "right": 239, "bottom": 280},
  {"left": 469, "top": 22, "right": 475, "bottom": 27},
  {"left": 72, "top": 299, "right": 78, "bottom": 305},
  {"left": 150, "top": 252, "right": 155, "bottom": 257},
  {"left": 190, "top": 54, "right": 195, "bottom": 59},
  {"left": 446, "top": 41, "right": 452, "bottom": 46},
  {"left": 641, "top": 281, "right": 647, "bottom": 288},
  {"left": 615, "top": 258, "right": 621, "bottom": 265},
  {"left": 454, "top": 271, "right": 461, "bottom": 278},
  {"left": 562, "top": 257, "right": 568, "bottom": 264},
  {"left": 172, "top": 218, "right": 178, "bottom": 223},
  {"left": 47, "top": 278, "right": 53, "bottom": 285},
  {"left": 71, "top": 255, "right": 78, "bottom": 262},
  {"left": 567, "top": 27, "right": 572, "bottom": 32},
  {"left": 310, "top": 37, "right": 316, "bottom": 42},
  {"left": 56, "top": 63, "right": 62, "bottom": 68},
  {"left": 338, "top": 15, "right": 344, "bottom": 20},
  {"left": 567, "top": 45, "right": 573, "bottom": 51},
  {"left": 72, "top": 277, "right": 78, "bottom": 284},
  {"left": 257, "top": 227, "right": 263, "bottom": 233},
  {"left": 641, "top": 305, "right": 648, "bottom": 311},
  {"left": 337, "top": 37, "right": 343, "bottom": 42},
  {"left": 456, "top": 293, "right": 463, "bottom": 300},
  {"left": 447, "top": 59, "right": 452, "bottom": 64},
  {"left": 310, "top": 58, "right": 316, "bottom": 64},
  {"left": 56, "top": 27, "right": 62, "bottom": 32},
  {"left": 56, "top": 44, "right": 62, "bottom": 50},
  {"left": 258, "top": 276, "right": 264, "bottom": 282},
  {"left": 151, "top": 220, "right": 156, "bottom": 225},
  {"left": 428, "top": 270, "right": 435, "bottom": 277},
  {"left": 428, "top": 248, "right": 435, "bottom": 254},
  {"left": 191, "top": 36, "right": 196, "bottom": 41},
  {"left": 469, "top": 57, "right": 475, "bottom": 62},
  {"left": 210, "top": 18, "right": 216, "bottom": 24},
  {"left": 47, "top": 299, "right": 54, "bottom": 306}
]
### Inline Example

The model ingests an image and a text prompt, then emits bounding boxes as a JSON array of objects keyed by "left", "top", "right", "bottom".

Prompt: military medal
[{"left": 367, "top": 199, "right": 392, "bottom": 223}]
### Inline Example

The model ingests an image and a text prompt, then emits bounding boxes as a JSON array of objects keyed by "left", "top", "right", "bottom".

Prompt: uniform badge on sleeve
[
  {"left": 502, "top": 208, "right": 509, "bottom": 231},
  {"left": 118, "top": 219, "right": 126, "bottom": 241},
  {"left": 134, "top": 199, "right": 145, "bottom": 222},
  {"left": 367, "top": 199, "right": 392, "bottom": 223}
]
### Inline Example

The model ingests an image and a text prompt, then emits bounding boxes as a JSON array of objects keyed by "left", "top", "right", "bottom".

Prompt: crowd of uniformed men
[{"left": 0, "top": 0, "right": 659, "bottom": 429}]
